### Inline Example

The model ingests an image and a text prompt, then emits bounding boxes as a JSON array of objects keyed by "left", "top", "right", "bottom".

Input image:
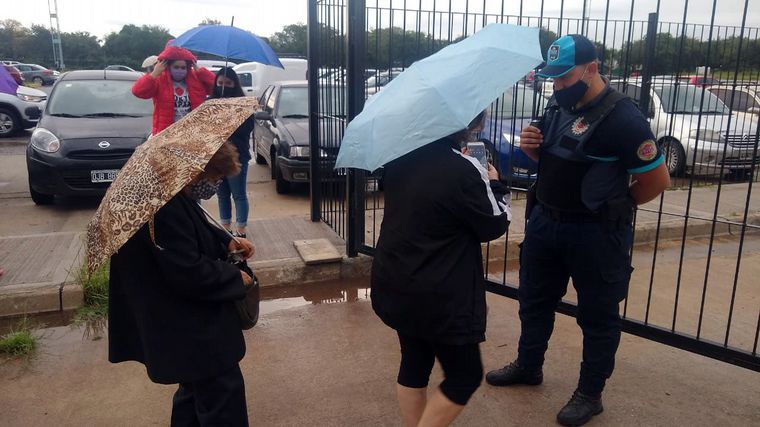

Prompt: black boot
[
  {"left": 556, "top": 390, "right": 603, "bottom": 426},
  {"left": 485, "top": 361, "right": 543, "bottom": 386}
]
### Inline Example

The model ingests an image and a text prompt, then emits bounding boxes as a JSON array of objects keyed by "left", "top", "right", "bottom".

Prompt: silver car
[{"left": 612, "top": 79, "right": 757, "bottom": 177}]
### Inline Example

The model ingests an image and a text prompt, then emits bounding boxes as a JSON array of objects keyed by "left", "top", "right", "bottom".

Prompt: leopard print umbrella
[{"left": 86, "top": 96, "right": 260, "bottom": 273}]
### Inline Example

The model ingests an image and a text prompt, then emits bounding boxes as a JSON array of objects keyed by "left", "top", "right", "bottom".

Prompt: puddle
[{"left": 0, "top": 277, "right": 371, "bottom": 336}]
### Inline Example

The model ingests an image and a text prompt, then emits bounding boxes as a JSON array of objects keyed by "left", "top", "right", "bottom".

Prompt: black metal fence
[{"left": 308, "top": 0, "right": 760, "bottom": 371}]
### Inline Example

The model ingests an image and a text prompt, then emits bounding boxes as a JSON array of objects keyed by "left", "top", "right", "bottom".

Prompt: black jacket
[
  {"left": 371, "top": 138, "right": 511, "bottom": 345},
  {"left": 108, "top": 192, "right": 247, "bottom": 384}
]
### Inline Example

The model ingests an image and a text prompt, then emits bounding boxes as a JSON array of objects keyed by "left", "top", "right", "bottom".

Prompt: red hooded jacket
[{"left": 132, "top": 45, "right": 216, "bottom": 135}]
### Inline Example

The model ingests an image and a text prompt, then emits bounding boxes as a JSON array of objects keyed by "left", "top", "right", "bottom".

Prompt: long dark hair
[{"left": 211, "top": 66, "right": 245, "bottom": 98}]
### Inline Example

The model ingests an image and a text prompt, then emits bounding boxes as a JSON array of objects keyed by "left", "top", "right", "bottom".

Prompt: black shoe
[
  {"left": 556, "top": 390, "right": 604, "bottom": 426},
  {"left": 485, "top": 361, "right": 543, "bottom": 386}
]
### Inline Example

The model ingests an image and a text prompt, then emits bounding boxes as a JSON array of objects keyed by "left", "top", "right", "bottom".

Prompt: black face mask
[
  {"left": 554, "top": 67, "right": 590, "bottom": 110},
  {"left": 213, "top": 85, "right": 235, "bottom": 98}
]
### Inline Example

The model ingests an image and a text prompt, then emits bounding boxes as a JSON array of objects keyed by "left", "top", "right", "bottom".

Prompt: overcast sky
[{"left": 7, "top": 0, "right": 760, "bottom": 41}]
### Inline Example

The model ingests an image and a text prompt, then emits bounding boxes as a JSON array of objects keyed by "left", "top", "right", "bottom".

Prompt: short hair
[{"left": 203, "top": 142, "right": 241, "bottom": 178}]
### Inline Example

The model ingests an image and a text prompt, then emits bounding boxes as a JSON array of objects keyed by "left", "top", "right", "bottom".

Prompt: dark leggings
[{"left": 397, "top": 332, "right": 483, "bottom": 406}]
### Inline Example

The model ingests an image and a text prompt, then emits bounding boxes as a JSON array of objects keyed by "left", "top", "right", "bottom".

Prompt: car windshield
[
  {"left": 489, "top": 86, "right": 544, "bottom": 119},
  {"left": 277, "top": 87, "right": 308, "bottom": 118},
  {"left": 655, "top": 85, "right": 729, "bottom": 114},
  {"left": 47, "top": 79, "right": 153, "bottom": 116}
]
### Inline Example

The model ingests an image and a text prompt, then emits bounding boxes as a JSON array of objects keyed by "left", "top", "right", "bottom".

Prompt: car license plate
[{"left": 91, "top": 169, "right": 119, "bottom": 183}]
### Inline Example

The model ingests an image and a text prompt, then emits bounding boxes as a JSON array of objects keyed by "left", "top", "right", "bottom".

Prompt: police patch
[
  {"left": 571, "top": 117, "right": 589, "bottom": 135},
  {"left": 637, "top": 140, "right": 658, "bottom": 161},
  {"left": 549, "top": 44, "right": 560, "bottom": 61}
]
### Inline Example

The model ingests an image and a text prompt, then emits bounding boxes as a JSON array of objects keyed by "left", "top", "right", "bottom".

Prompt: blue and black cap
[{"left": 536, "top": 34, "right": 597, "bottom": 78}]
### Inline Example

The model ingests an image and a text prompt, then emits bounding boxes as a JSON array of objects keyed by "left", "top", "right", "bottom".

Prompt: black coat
[
  {"left": 371, "top": 138, "right": 511, "bottom": 345},
  {"left": 108, "top": 192, "right": 247, "bottom": 384}
]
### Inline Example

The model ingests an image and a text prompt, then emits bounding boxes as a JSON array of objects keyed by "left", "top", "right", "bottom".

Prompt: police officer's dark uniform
[{"left": 486, "top": 35, "right": 665, "bottom": 426}]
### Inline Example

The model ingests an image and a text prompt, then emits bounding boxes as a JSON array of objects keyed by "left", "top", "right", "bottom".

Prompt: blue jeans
[{"left": 217, "top": 161, "right": 249, "bottom": 228}]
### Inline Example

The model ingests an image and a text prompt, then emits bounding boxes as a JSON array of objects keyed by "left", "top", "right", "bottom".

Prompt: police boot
[
  {"left": 556, "top": 390, "right": 603, "bottom": 426},
  {"left": 485, "top": 361, "right": 543, "bottom": 386}
]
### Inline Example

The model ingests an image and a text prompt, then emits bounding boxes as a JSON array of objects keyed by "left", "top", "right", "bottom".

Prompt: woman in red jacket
[{"left": 132, "top": 44, "right": 216, "bottom": 135}]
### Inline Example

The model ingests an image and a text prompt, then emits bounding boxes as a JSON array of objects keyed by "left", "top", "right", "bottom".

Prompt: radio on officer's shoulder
[{"left": 466, "top": 142, "right": 488, "bottom": 168}]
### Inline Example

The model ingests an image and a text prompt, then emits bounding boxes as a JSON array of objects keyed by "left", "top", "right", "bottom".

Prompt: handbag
[
  {"left": 195, "top": 202, "right": 261, "bottom": 330},
  {"left": 228, "top": 251, "right": 260, "bottom": 330}
]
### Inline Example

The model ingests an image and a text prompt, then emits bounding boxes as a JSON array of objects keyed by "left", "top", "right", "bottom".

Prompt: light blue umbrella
[{"left": 335, "top": 24, "right": 543, "bottom": 171}]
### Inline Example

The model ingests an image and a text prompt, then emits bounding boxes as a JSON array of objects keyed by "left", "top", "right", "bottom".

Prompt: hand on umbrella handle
[{"left": 229, "top": 238, "right": 255, "bottom": 260}]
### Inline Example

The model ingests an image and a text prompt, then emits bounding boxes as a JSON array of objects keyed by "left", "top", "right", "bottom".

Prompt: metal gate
[{"left": 308, "top": 0, "right": 760, "bottom": 371}]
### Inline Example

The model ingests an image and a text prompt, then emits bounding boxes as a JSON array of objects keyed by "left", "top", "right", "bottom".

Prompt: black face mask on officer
[{"left": 554, "top": 65, "right": 590, "bottom": 110}]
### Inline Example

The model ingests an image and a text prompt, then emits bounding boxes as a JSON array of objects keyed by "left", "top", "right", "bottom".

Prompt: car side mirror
[{"left": 254, "top": 111, "right": 273, "bottom": 122}]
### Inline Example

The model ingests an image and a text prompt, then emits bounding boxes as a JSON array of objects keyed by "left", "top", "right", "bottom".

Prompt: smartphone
[
  {"left": 529, "top": 118, "right": 544, "bottom": 132},
  {"left": 466, "top": 142, "right": 488, "bottom": 168}
]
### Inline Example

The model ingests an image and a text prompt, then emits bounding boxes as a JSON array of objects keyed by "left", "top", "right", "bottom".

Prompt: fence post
[
  {"left": 346, "top": 0, "right": 367, "bottom": 257},
  {"left": 639, "top": 12, "right": 658, "bottom": 118},
  {"left": 307, "top": 0, "right": 322, "bottom": 222}
]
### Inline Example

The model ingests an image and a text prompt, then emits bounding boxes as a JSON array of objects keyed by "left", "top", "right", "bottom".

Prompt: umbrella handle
[{"left": 196, "top": 202, "right": 241, "bottom": 245}]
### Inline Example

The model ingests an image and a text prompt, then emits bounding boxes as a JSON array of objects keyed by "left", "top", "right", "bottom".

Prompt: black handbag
[{"left": 228, "top": 252, "right": 260, "bottom": 330}]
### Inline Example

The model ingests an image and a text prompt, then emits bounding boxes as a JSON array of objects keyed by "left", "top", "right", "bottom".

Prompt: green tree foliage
[
  {"left": 103, "top": 25, "right": 174, "bottom": 70},
  {"left": 269, "top": 23, "right": 308, "bottom": 56}
]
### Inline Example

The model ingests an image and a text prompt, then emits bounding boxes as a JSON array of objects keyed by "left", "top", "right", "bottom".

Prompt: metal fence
[{"left": 307, "top": 0, "right": 760, "bottom": 371}]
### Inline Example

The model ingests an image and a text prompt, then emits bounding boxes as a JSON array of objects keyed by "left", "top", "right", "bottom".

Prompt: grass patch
[
  {"left": 0, "top": 318, "right": 38, "bottom": 357},
  {"left": 74, "top": 261, "right": 110, "bottom": 334}
]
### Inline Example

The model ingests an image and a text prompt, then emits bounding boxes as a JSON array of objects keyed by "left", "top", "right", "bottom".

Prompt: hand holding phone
[{"left": 466, "top": 142, "right": 488, "bottom": 168}]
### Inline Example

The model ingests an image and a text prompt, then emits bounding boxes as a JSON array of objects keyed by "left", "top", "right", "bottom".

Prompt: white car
[
  {"left": 0, "top": 85, "right": 47, "bottom": 137},
  {"left": 612, "top": 78, "right": 758, "bottom": 178},
  {"left": 196, "top": 59, "right": 237, "bottom": 71},
  {"left": 234, "top": 58, "right": 308, "bottom": 98}
]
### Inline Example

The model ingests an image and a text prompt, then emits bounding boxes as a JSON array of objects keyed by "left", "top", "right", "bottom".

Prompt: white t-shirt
[{"left": 173, "top": 81, "right": 191, "bottom": 123}]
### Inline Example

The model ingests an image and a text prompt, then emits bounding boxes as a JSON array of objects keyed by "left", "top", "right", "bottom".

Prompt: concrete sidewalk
[
  {"left": 1, "top": 182, "right": 759, "bottom": 317},
  {"left": 1, "top": 285, "right": 758, "bottom": 426}
]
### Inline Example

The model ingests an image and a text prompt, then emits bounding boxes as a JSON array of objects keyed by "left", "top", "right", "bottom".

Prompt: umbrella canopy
[
  {"left": 0, "top": 65, "right": 19, "bottom": 96},
  {"left": 335, "top": 24, "right": 544, "bottom": 172},
  {"left": 86, "top": 96, "right": 259, "bottom": 273},
  {"left": 170, "top": 25, "right": 283, "bottom": 68}
]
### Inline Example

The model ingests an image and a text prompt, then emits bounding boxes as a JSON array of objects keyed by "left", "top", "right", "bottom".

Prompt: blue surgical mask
[
  {"left": 190, "top": 179, "right": 221, "bottom": 200},
  {"left": 554, "top": 67, "right": 589, "bottom": 110},
  {"left": 170, "top": 68, "right": 188, "bottom": 82}
]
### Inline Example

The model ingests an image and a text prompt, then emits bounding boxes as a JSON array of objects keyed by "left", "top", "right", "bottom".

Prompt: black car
[
  {"left": 26, "top": 70, "right": 152, "bottom": 205},
  {"left": 253, "top": 81, "right": 311, "bottom": 194}
]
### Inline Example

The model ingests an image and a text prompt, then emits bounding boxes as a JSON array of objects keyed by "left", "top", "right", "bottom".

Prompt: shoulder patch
[{"left": 637, "top": 139, "right": 658, "bottom": 161}]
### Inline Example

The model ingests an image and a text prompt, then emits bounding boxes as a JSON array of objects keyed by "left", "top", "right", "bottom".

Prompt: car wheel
[
  {"left": 274, "top": 159, "right": 291, "bottom": 194},
  {"left": 29, "top": 184, "right": 54, "bottom": 205},
  {"left": 663, "top": 139, "right": 686, "bottom": 177},
  {"left": 33, "top": 76, "right": 44, "bottom": 85},
  {"left": 0, "top": 107, "right": 21, "bottom": 138}
]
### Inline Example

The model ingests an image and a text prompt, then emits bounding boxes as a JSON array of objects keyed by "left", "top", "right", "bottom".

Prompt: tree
[
  {"left": 0, "top": 19, "right": 32, "bottom": 61},
  {"left": 269, "top": 23, "right": 307, "bottom": 56},
  {"left": 60, "top": 32, "right": 103, "bottom": 69},
  {"left": 103, "top": 25, "right": 173, "bottom": 69}
]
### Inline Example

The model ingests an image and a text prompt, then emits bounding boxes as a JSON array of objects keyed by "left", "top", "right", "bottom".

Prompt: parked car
[
  {"left": 1, "top": 60, "right": 21, "bottom": 66},
  {"left": 26, "top": 70, "right": 152, "bottom": 204},
  {"left": 365, "top": 69, "right": 402, "bottom": 96},
  {"left": 196, "top": 59, "right": 237, "bottom": 71},
  {"left": 3, "top": 65, "right": 24, "bottom": 85},
  {"left": 680, "top": 75, "right": 721, "bottom": 88},
  {"left": 612, "top": 78, "right": 758, "bottom": 178},
  {"left": 481, "top": 84, "right": 548, "bottom": 187},
  {"left": 708, "top": 85, "right": 760, "bottom": 116},
  {"left": 234, "top": 58, "right": 307, "bottom": 98},
  {"left": 0, "top": 84, "right": 46, "bottom": 137},
  {"left": 105, "top": 64, "right": 136, "bottom": 72},
  {"left": 253, "top": 81, "right": 311, "bottom": 194},
  {"left": 15, "top": 63, "right": 59, "bottom": 85}
]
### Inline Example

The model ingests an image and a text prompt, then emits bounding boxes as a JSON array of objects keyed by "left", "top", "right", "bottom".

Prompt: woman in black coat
[
  {"left": 371, "top": 112, "right": 512, "bottom": 426},
  {"left": 108, "top": 142, "right": 255, "bottom": 426}
]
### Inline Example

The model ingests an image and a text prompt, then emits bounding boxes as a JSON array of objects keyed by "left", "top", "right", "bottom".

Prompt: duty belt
[{"left": 539, "top": 204, "right": 604, "bottom": 223}]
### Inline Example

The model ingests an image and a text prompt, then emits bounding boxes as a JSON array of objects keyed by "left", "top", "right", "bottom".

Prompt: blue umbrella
[
  {"left": 170, "top": 25, "right": 283, "bottom": 68},
  {"left": 335, "top": 24, "right": 543, "bottom": 172}
]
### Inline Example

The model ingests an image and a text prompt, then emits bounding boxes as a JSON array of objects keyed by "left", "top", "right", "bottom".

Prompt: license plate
[{"left": 91, "top": 169, "right": 119, "bottom": 183}]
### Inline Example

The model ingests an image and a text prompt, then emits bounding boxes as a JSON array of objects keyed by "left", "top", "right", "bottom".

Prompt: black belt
[{"left": 539, "top": 204, "right": 603, "bottom": 223}]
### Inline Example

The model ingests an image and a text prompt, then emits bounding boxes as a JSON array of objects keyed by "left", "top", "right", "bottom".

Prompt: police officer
[{"left": 485, "top": 34, "right": 670, "bottom": 426}]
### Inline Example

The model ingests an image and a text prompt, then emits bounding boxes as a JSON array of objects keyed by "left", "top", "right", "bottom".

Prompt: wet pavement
[{"left": 1, "top": 276, "right": 758, "bottom": 426}]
